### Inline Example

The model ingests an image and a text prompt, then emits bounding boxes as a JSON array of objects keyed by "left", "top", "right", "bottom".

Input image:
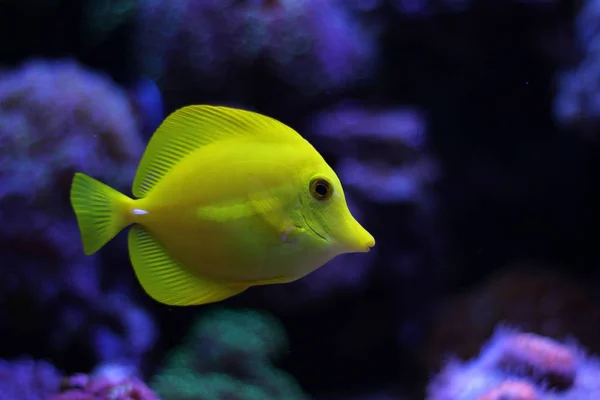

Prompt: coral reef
[
  {"left": 309, "top": 101, "right": 446, "bottom": 347},
  {"left": 309, "top": 101, "right": 437, "bottom": 204},
  {"left": 553, "top": 0, "right": 600, "bottom": 141},
  {"left": 52, "top": 363, "right": 159, "bottom": 400},
  {"left": 427, "top": 328, "right": 600, "bottom": 399},
  {"left": 134, "top": 0, "right": 377, "bottom": 95},
  {"left": 0, "top": 59, "right": 155, "bottom": 371},
  {"left": 151, "top": 308, "right": 309, "bottom": 400},
  {"left": 421, "top": 263, "right": 600, "bottom": 373},
  {"left": 0, "top": 357, "right": 159, "bottom": 400},
  {"left": 0, "top": 358, "right": 62, "bottom": 400}
]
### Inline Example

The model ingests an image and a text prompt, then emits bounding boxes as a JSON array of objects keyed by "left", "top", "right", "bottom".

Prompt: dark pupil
[{"left": 315, "top": 183, "right": 328, "bottom": 196}]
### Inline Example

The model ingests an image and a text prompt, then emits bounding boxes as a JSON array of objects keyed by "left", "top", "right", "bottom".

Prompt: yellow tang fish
[{"left": 70, "top": 105, "right": 375, "bottom": 306}]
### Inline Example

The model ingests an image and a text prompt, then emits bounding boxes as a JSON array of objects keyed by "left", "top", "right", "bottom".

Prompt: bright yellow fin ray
[
  {"left": 128, "top": 225, "right": 248, "bottom": 306},
  {"left": 70, "top": 172, "right": 131, "bottom": 255},
  {"left": 132, "top": 105, "right": 308, "bottom": 198}
]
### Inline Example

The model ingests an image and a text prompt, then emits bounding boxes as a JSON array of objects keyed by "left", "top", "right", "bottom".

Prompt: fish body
[{"left": 70, "top": 105, "right": 375, "bottom": 306}]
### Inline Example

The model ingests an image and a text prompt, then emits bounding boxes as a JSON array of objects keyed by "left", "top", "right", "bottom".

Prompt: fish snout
[
  {"left": 339, "top": 216, "right": 375, "bottom": 253},
  {"left": 354, "top": 233, "right": 375, "bottom": 253}
]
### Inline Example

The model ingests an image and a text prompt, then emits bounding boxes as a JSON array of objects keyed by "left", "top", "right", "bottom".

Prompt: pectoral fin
[{"left": 247, "top": 175, "right": 301, "bottom": 244}]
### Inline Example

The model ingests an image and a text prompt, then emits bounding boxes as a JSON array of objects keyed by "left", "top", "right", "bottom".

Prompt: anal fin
[{"left": 128, "top": 225, "right": 247, "bottom": 306}]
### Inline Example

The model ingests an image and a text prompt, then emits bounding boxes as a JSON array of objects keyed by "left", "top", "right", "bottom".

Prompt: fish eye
[{"left": 309, "top": 178, "right": 332, "bottom": 201}]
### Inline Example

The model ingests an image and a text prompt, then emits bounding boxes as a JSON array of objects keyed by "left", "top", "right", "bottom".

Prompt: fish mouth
[{"left": 301, "top": 212, "right": 328, "bottom": 242}]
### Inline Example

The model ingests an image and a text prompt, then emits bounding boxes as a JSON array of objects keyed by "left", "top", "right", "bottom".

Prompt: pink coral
[
  {"left": 477, "top": 381, "right": 539, "bottom": 400},
  {"left": 427, "top": 328, "right": 600, "bottom": 399},
  {"left": 497, "top": 333, "right": 576, "bottom": 390},
  {"left": 421, "top": 263, "right": 600, "bottom": 372},
  {"left": 52, "top": 371, "right": 158, "bottom": 400}
]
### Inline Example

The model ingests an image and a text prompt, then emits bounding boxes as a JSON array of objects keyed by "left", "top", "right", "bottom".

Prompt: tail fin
[{"left": 70, "top": 172, "right": 132, "bottom": 255}]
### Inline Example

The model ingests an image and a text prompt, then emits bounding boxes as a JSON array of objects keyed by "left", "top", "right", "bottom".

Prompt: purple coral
[
  {"left": 0, "top": 58, "right": 156, "bottom": 371},
  {"left": 135, "top": 0, "right": 377, "bottom": 94},
  {"left": 497, "top": 333, "right": 577, "bottom": 391},
  {"left": 308, "top": 101, "right": 445, "bottom": 352},
  {"left": 0, "top": 358, "right": 158, "bottom": 400},
  {"left": 262, "top": 0, "right": 377, "bottom": 93},
  {"left": 0, "top": 58, "right": 142, "bottom": 199},
  {"left": 309, "top": 101, "right": 437, "bottom": 204},
  {"left": 0, "top": 358, "right": 62, "bottom": 400},
  {"left": 51, "top": 363, "right": 159, "bottom": 400},
  {"left": 421, "top": 265, "right": 600, "bottom": 374},
  {"left": 427, "top": 328, "right": 600, "bottom": 399},
  {"left": 553, "top": 0, "right": 600, "bottom": 141}
]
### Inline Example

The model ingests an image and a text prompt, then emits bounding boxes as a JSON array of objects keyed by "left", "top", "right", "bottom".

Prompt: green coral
[{"left": 151, "top": 308, "right": 310, "bottom": 400}]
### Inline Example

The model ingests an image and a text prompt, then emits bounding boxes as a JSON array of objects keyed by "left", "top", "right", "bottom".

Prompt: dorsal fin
[{"left": 131, "top": 105, "right": 307, "bottom": 198}]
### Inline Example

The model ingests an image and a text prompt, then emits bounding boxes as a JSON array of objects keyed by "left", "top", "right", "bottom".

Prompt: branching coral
[
  {"left": 151, "top": 308, "right": 309, "bottom": 400},
  {"left": 0, "top": 58, "right": 155, "bottom": 371},
  {"left": 427, "top": 328, "right": 600, "bottom": 399}
]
